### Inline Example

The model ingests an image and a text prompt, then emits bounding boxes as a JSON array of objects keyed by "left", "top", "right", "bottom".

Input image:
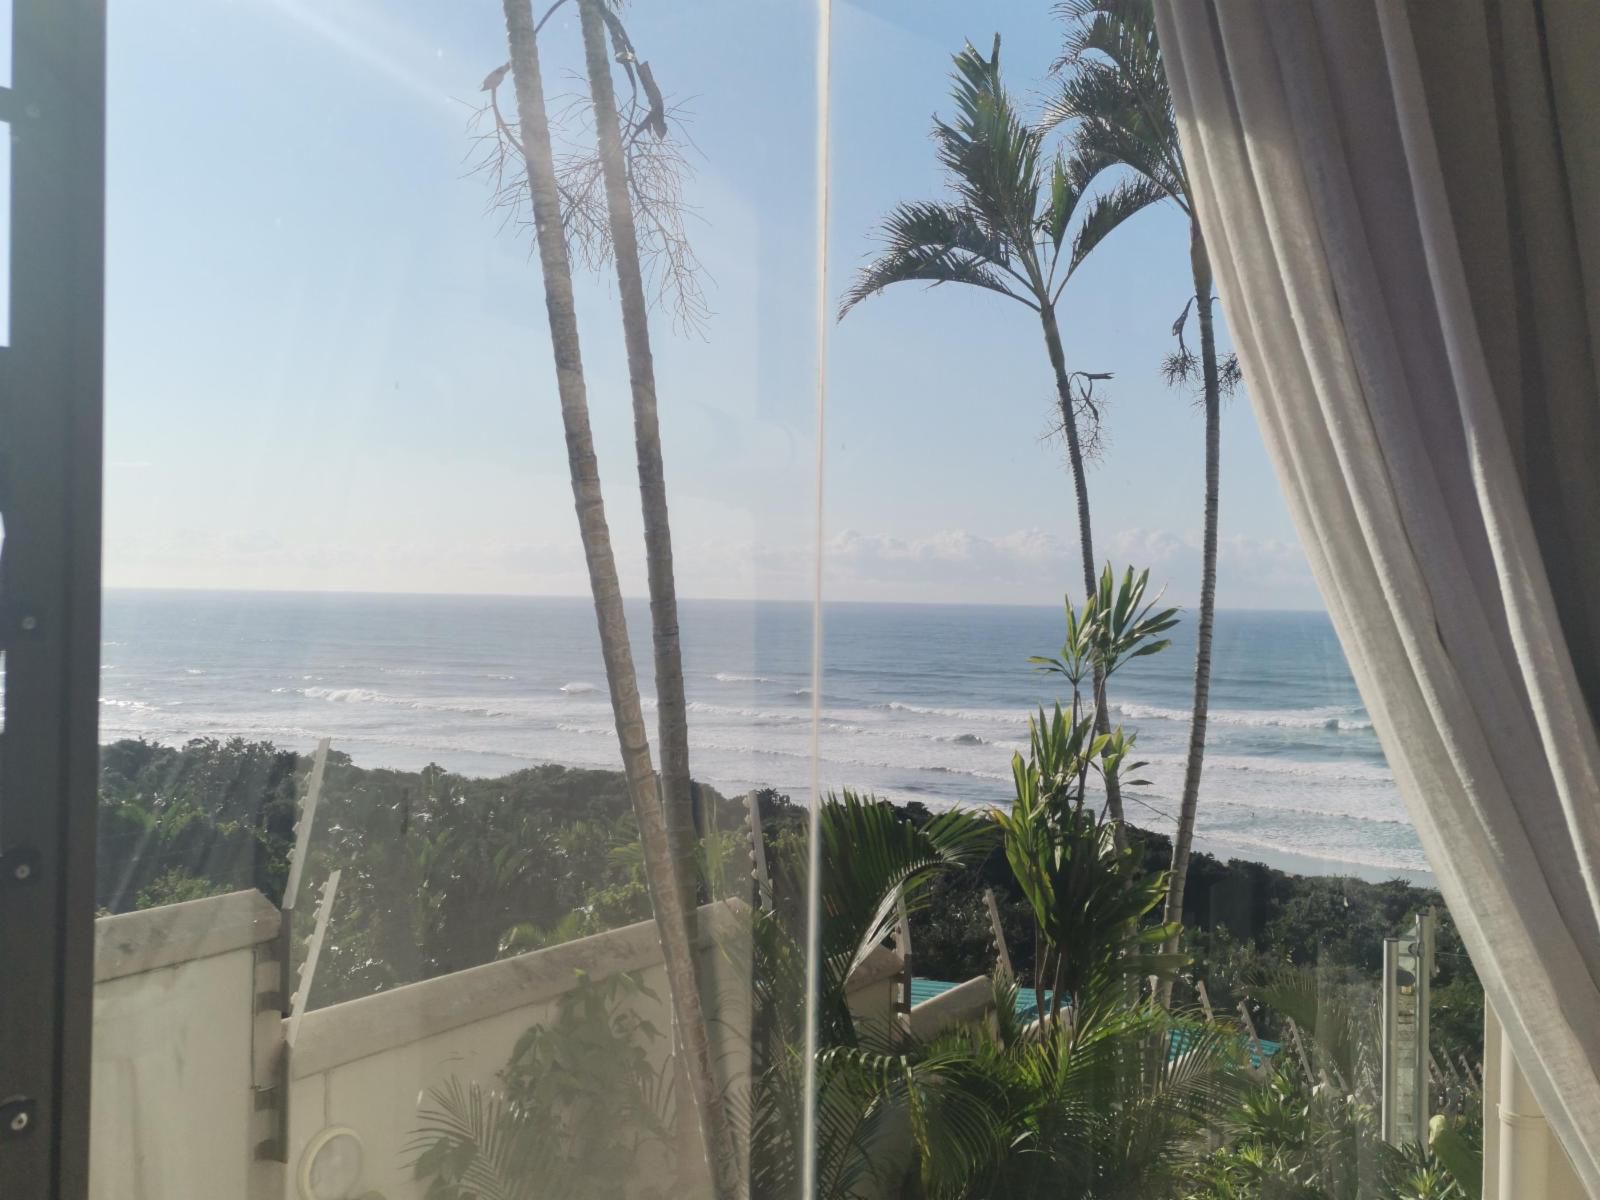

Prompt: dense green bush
[{"left": 95, "top": 738, "right": 1480, "bottom": 1051}]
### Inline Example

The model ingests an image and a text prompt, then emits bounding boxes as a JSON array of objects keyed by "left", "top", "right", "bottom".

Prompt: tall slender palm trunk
[
  {"left": 1040, "top": 303, "right": 1126, "bottom": 840},
  {"left": 577, "top": 6, "right": 719, "bottom": 1192},
  {"left": 1160, "top": 223, "right": 1221, "bottom": 1002},
  {"left": 576, "top": 0, "right": 699, "bottom": 918},
  {"left": 500, "top": 4, "right": 737, "bottom": 1196}
]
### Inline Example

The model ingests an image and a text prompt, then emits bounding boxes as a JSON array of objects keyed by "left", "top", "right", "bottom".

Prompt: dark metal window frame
[{"left": 0, "top": 1, "right": 106, "bottom": 1197}]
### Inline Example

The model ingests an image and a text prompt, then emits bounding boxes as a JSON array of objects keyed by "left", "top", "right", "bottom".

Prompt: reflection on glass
[{"left": 98, "top": 0, "right": 815, "bottom": 1196}]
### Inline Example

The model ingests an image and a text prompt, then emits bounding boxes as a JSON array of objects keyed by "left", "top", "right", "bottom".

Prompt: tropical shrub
[{"left": 411, "top": 971, "right": 673, "bottom": 1200}]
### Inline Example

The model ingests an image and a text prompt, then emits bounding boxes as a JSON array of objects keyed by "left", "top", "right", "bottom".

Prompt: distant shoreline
[{"left": 1191, "top": 830, "right": 1433, "bottom": 887}]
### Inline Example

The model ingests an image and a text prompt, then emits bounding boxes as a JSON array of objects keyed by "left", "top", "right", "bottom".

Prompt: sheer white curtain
[{"left": 1150, "top": 0, "right": 1600, "bottom": 1191}]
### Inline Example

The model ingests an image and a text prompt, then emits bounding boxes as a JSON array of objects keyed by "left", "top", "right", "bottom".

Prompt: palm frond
[
  {"left": 409, "top": 1078, "right": 550, "bottom": 1200},
  {"left": 1056, "top": 0, "right": 1163, "bottom": 78},
  {"left": 822, "top": 1042, "right": 1010, "bottom": 1198},
  {"left": 1046, "top": 0, "right": 1190, "bottom": 219},
  {"left": 1067, "top": 172, "right": 1168, "bottom": 279},
  {"left": 820, "top": 790, "right": 993, "bottom": 1000},
  {"left": 1251, "top": 965, "right": 1378, "bottom": 1099},
  {"left": 840, "top": 201, "right": 1027, "bottom": 316},
  {"left": 934, "top": 37, "right": 1046, "bottom": 251}
]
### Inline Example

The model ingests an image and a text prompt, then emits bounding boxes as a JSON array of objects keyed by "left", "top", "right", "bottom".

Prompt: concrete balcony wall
[
  {"left": 907, "top": 975, "right": 991, "bottom": 1041},
  {"left": 89, "top": 890, "right": 280, "bottom": 1200},
  {"left": 87, "top": 893, "right": 752, "bottom": 1200},
  {"left": 1482, "top": 1004, "right": 1584, "bottom": 1200},
  {"left": 844, "top": 944, "right": 904, "bottom": 1034},
  {"left": 287, "top": 900, "right": 751, "bottom": 1199}
]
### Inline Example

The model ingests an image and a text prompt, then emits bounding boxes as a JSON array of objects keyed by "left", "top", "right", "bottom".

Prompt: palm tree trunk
[
  {"left": 1159, "top": 222, "right": 1221, "bottom": 1007},
  {"left": 500, "top": 5, "right": 738, "bottom": 1196},
  {"left": 575, "top": 7, "right": 719, "bottom": 1190},
  {"left": 576, "top": 0, "right": 700, "bottom": 918},
  {"left": 1039, "top": 304, "right": 1126, "bottom": 839}
]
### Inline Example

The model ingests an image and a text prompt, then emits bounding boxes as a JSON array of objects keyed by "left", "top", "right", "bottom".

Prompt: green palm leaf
[{"left": 839, "top": 201, "right": 1024, "bottom": 315}]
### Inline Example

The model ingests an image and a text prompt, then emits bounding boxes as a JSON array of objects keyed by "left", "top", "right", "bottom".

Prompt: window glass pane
[
  {"left": 98, "top": 2, "right": 819, "bottom": 1197},
  {"left": 817, "top": 2, "right": 1482, "bottom": 1196}
]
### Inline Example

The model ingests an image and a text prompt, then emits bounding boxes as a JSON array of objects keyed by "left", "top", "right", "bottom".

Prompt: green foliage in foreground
[
  {"left": 411, "top": 971, "right": 672, "bottom": 1200},
  {"left": 94, "top": 736, "right": 792, "bottom": 1008},
  {"left": 95, "top": 732, "right": 1482, "bottom": 1049},
  {"left": 97, "top": 728, "right": 1487, "bottom": 1198}
]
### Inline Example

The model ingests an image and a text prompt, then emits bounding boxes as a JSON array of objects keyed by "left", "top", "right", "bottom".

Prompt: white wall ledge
[
  {"left": 291, "top": 898, "right": 747, "bottom": 1079},
  {"left": 909, "top": 975, "right": 991, "bottom": 1039},
  {"left": 94, "top": 889, "right": 280, "bottom": 983},
  {"left": 849, "top": 944, "right": 904, "bottom": 992}
]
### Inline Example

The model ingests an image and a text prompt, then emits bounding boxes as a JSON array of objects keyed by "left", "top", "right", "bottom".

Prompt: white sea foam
[
  {"left": 1194, "top": 829, "right": 1424, "bottom": 874},
  {"left": 1112, "top": 701, "right": 1372, "bottom": 732},
  {"left": 1207, "top": 798, "right": 1409, "bottom": 829},
  {"left": 96, "top": 594, "right": 1414, "bottom": 876},
  {"left": 299, "top": 685, "right": 518, "bottom": 719},
  {"left": 1145, "top": 751, "right": 1393, "bottom": 785},
  {"left": 556, "top": 722, "right": 611, "bottom": 736},
  {"left": 882, "top": 700, "right": 1025, "bottom": 724},
  {"left": 304, "top": 685, "right": 388, "bottom": 704}
]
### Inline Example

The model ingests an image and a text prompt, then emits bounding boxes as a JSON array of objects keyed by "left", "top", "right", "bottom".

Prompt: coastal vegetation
[
  {"left": 91, "top": 733, "right": 1481, "bottom": 1051},
  {"left": 842, "top": 3, "right": 1251, "bottom": 988},
  {"left": 95, "top": 594, "right": 1483, "bottom": 1197}
]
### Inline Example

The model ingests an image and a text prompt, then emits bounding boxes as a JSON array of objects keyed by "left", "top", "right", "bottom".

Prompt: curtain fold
[{"left": 1152, "top": 0, "right": 1600, "bottom": 1191}]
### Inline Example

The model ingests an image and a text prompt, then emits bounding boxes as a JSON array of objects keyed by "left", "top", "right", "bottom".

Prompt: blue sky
[{"left": 102, "top": 0, "right": 1321, "bottom": 609}]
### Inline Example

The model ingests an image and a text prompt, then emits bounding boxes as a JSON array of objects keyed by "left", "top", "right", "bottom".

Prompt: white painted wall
[
  {"left": 1482, "top": 1004, "right": 1585, "bottom": 1200},
  {"left": 87, "top": 892, "right": 990, "bottom": 1200},
  {"left": 286, "top": 901, "right": 752, "bottom": 1200},
  {"left": 89, "top": 890, "right": 280, "bottom": 1200},
  {"left": 87, "top": 893, "right": 756, "bottom": 1200}
]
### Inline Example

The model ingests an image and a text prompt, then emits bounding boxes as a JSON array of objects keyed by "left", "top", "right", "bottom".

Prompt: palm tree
[
  {"left": 575, "top": 0, "right": 700, "bottom": 921},
  {"left": 1047, "top": 0, "right": 1228, "bottom": 987},
  {"left": 1013, "top": 566, "right": 1182, "bottom": 1028},
  {"left": 575, "top": 13, "right": 710, "bottom": 1189},
  {"left": 918, "top": 994, "right": 1245, "bottom": 1199},
  {"left": 758, "top": 785, "right": 1236, "bottom": 1200},
  {"left": 744, "top": 791, "right": 996, "bottom": 1199},
  {"left": 841, "top": 36, "right": 1149, "bottom": 833},
  {"left": 740, "top": 576, "right": 1238, "bottom": 1200},
  {"left": 497, "top": 3, "right": 737, "bottom": 1196}
]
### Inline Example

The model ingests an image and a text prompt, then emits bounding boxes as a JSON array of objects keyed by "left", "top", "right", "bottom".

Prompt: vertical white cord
[{"left": 801, "top": 0, "right": 832, "bottom": 1193}]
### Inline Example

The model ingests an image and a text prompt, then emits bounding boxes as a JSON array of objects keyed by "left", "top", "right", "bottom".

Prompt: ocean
[{"left": 98, "top": 590, "right": 1425, "bottom": 879}]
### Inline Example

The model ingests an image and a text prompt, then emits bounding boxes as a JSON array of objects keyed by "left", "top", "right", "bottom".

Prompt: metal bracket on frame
[{"left": 250, "top": 914, "right": 292, "bottom": 1163}]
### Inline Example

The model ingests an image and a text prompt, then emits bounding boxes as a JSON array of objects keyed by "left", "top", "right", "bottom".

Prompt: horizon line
[{"left": 101, "top": 582, "right": 1330, "bottom": 615}]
